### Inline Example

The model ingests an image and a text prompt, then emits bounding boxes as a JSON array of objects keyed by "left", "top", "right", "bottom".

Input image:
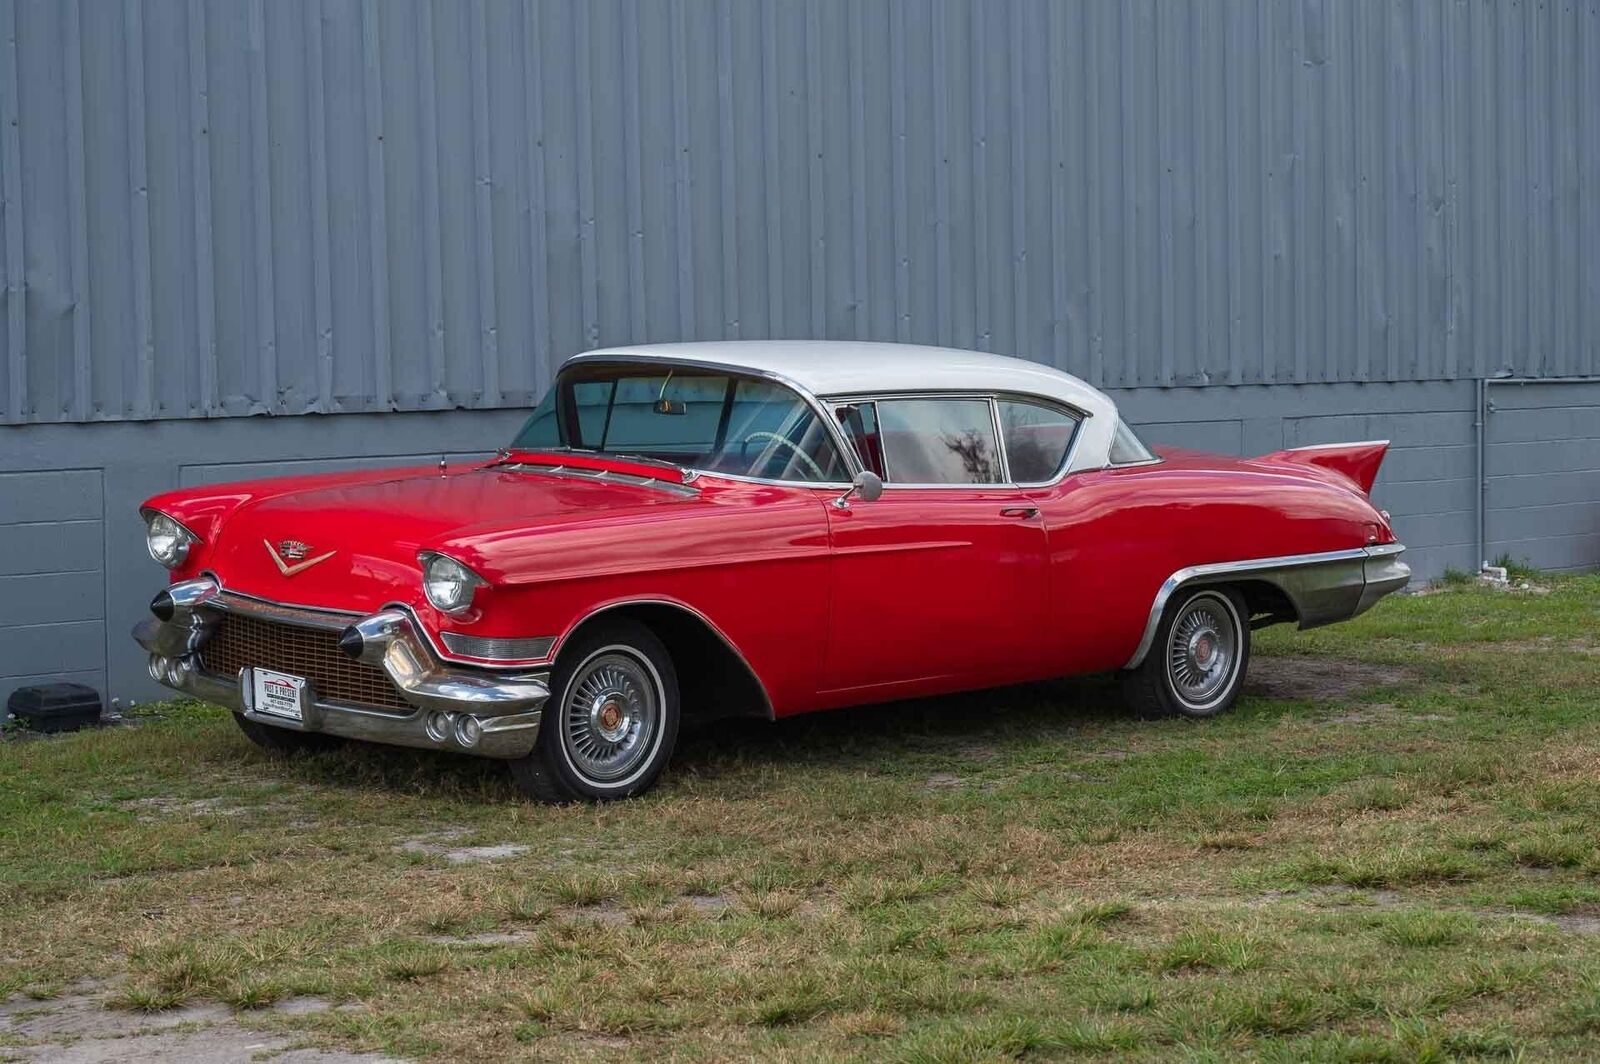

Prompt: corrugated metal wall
[{"left": 2, "top": 0, "right": 1597, "bottom": 427}]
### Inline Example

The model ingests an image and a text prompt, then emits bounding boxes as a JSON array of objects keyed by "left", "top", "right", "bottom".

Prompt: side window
[
  {"left": 1108, "top": 420, "right": 1157, "bottom": 465},
  {"left": 875, "top": 398, "right": 1003, "bottom": 484},
  {"left": 834, "top": 402, "right": 884, "bottom": 478},
  {"left": 997, "top": 400, "right": 1081, "bottom": 483}
]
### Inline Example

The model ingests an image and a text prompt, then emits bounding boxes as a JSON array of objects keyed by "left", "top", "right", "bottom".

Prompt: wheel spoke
[{"left": 560, "top": 648, "right": 661, "bottom": 784}]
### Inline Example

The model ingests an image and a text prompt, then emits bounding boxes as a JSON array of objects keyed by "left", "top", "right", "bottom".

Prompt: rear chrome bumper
[
  {"left": 133, "top": 577, "right": 548, "bottom": 759},
  {"left": 1125, "top": 543, "right": 1411, "bottom": 669}
]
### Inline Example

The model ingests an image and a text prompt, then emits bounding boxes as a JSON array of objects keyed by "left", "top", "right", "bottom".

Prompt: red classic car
[{"left": 135, "top": 342, "right": 1409, "bottom": 801}]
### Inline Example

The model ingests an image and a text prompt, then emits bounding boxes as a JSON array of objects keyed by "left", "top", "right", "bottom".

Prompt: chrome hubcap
[
  {"left": 1167, "top": 597, "right": 1237, "bottom": 706},
  {"left": 562, "top": 651, "right": 659, "bottom": 783}
]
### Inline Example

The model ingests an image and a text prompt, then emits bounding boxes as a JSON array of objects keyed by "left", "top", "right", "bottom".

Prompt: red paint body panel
[{"left": 144, "top": 443, "right": 1395, "bottom": 719}]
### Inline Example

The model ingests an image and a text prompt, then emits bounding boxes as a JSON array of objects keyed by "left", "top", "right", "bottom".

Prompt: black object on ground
[{"left": 6, "top": 682, "right": 104, "bottom": 734}]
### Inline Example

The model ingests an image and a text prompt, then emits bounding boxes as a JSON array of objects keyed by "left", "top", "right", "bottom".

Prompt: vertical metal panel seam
[
  {"left": 804, "top": 0, "right": 824, "bottom": 338},
  {"left": 520, "top": 0, "right": 552, "bottom": 386},
  {"left": 968, "top": 1, "right": 989, "bottom": 349},
  {"left": 847, "top": 0, "right": 867, "bottom": 339},
  {"left": 1083, "top": 1, "right": 1104, "bottom": 388},
  {"left": 63, "top": 0, "right": 91, "bottom": 419},
  {"left": 1440, "top": 0, "right": 1458, "bottom": 381},
  {"left": 1155, "top": 0, "right": 1174, "bottom": 385},
  {"left": 1221, "top": 0, "right": 1242, "bottom": 386},
  {"left": 714, "top": 0, "right": 738, "bottom": 338},
  {"left": 1046, "top": 0, "right": 1067, "bottom": 371},
  {"left": 931, "top": 0, "right": 951, "bottom": 347},
  {"left": 417, "top": 0, "right": 446, "bottom": 401},
  {"left": 1119, "top": 1, "right": 1138, "bottom": 387},
  {"left": 672, "top": 0, "right": 697, "bottom": 338},
  {"left": 304, "top": 0, "right": 333, "bottom": 410},
  {"left": 360, "top": 0, "right": 391, "bottom": 406},
  {"left": 0, "top": 0, "right": 25, "bottom": 421},
  {"left": 572, "top": 0, "right": 598, "bottom": 347},
  {"left": 469, "top": 0, "right": 498, "bottom": 403},
  {"left": 572, "top": 1, "right": 598, "bottom": 347},
  {"left": 759, "top": 0, "right": 782, "bottom": 335},
  {"left": 620, "top": 4, "right": 645, "bottom": 340},
  {"left": 248, "top": 0, "right": 277, "bottom": 410},
  {"left": 889, "top": 0, "right": 909, "bottom": 342},
  {"left": 187, "top": 0, "right": 215, "bottom": 415},
  {"left": 1007, "top": 0, "right": 1027, "bottom": 359},
  {"left": 124, "top": 0, "right": 154, "bottom": 415}
]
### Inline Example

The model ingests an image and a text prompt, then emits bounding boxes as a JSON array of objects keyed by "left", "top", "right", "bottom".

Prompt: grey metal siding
[{"left": 2, "top": 0, "right": 1598, "bottom": 427}]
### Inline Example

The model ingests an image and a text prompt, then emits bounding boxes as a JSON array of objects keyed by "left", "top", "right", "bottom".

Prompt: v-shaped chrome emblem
[{"left": 263, "top": 539, "right": 336, "bottom": 577}]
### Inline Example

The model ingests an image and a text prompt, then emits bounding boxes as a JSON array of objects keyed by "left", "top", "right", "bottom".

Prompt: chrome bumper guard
[
  {"left": 132, "top": 577, "right": 548, "bottom": 759},
  {"left": 1126, "top": 542, "right": 1412, "bottom": 669}
]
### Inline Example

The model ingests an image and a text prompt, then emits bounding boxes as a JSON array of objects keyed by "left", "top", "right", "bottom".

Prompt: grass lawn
[{"left": 3, "top": 577, "right": 1600, "bottom": 1062}]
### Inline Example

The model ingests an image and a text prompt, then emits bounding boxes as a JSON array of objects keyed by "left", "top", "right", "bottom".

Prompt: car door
[{"left": 820, "top": 396, "right": 1051, "bottom": 696}]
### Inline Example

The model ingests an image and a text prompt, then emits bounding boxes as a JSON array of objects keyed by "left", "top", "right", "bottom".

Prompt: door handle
[{"left": 1000, "top": 506, "right": 1039, "bottom": 519}]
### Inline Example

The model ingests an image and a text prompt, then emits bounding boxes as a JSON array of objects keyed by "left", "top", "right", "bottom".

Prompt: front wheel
[
  {"left": 509, "top": 619, "right": 680, "bottom": 803},
  {"left": 1121, "top": 586, "right": 1250, "bottom": 719}
]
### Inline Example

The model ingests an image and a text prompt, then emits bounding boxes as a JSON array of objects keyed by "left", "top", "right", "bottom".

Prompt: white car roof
[{"left": 563, "top": 341, "right": 1125, "bottom": 474}]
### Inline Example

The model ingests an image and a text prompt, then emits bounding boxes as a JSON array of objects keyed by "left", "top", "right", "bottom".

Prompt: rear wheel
[
  {"left": 509, "top": 619, "right": 680, "bottom": 803},
  {"left": 1121, "top": 586, "right": 1250, "bottom": 719},
  {"left": 232, "top": 713, "right": 342, "bottom": 754}
]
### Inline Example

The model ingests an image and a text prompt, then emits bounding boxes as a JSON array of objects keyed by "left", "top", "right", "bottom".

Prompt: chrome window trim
[
  {"left": 555, "top": 354, "right": 864, "bottom": 484},
  {"left": 824, "top": 392, "right": 1014, "bottom": 489},
  {"left": 823, "top": 390, "right": 1095, "bottom": 490},
  {"left": 992, "top": 395, "right": 1089, "bottom": 487}
]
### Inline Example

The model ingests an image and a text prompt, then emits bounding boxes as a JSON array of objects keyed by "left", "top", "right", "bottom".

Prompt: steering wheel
[{"left": 740, "top": 431, "right": 827, "bottom": 481}]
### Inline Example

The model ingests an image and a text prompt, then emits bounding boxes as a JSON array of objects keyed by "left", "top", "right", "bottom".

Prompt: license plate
[{"left": 251, "top": 668, "right": 307, "bottom": 721}]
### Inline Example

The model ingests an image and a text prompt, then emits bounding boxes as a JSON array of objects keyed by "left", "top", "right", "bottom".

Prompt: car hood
[{"left": 204, "top": 464, "right": 695, "bottom": 613}]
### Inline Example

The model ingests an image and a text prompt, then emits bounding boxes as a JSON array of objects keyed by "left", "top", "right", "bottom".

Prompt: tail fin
[{"left": 1261, "top": 440, "right": 1389, "bottom": 495}]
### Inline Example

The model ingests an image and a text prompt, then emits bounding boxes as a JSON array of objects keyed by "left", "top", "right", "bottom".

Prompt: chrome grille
[
  {"left": 440, "top": 632, "right": 555, "bottom": 662},
  {"left": 201, "top": 612, "right": 411, "bottom": 712}
]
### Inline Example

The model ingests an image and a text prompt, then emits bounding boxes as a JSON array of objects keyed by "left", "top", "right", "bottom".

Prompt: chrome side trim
[
  {"left": 1123, "top": 544, "right": 1411, "bottom": 669},
  {"left": 440, "top": 632, "right": 556, "bottom": 662}
]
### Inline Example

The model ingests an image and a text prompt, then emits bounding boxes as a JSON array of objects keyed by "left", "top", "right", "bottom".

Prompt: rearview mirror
[
  {"left": 833, "top": 470, "right": 883, "bottom": 509},
  {"left": 652, "top": 398, "right": 687, "bottom": 415}
]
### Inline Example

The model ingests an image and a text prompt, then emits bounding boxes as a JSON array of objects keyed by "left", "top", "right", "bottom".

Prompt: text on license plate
[{"left": 251, "top": 668, "right": 306, "bottom": 721}]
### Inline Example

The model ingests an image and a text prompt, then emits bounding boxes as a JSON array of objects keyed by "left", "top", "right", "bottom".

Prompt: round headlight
[
  {"left": 144, "top": 511, "right": 196, "bottom": 569},
  {"left": 421, "top": 552, "right": 483, "bottom": 614}
]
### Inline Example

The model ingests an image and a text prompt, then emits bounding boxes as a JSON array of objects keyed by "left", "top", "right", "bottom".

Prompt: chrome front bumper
[{"left": 132, "top": 578, "right": 549, "bottom": 759}]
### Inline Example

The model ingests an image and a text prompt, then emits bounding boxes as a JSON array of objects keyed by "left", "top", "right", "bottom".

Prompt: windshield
[{"left": 511, "top": 364, "right": 851, "bottom": 483}]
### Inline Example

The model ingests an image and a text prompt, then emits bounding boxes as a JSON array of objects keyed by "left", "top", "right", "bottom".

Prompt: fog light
[
  {"left": 425, "top": 710, "right": 453, "bottom": 743},
  {"left": 164, "top": 657, "right": 186, "bottom": 687},
  {"left": 147, "top": 655, "right": 164, "bottom": 682},
  {"left": 454, "top": 715, "right": 483, "bottom": 749}
]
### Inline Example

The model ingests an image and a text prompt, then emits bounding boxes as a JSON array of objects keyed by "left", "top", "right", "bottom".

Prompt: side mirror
[{"left": 833, "top": 470, "right": 883, "bottom": 509}]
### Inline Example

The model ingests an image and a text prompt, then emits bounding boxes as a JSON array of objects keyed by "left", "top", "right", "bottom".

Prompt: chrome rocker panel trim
[
  {"left": 1124, "top": 543, "right": 1411, "bottom": 670},
  {"left": 133, "top": 577, "right": 549, "bottom": 759}
]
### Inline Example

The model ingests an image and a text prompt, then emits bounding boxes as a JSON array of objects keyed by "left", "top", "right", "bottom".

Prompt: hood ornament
[{"left": 264, "top": 539, "right": 336, "bottom": 578}]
